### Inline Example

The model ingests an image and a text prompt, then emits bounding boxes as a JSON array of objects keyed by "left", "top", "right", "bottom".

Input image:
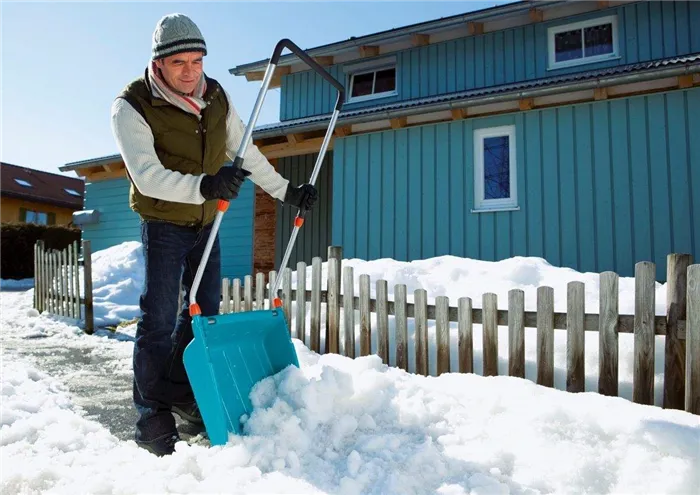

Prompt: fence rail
[
  {"left": 220, "top": 247, "right": 699, "bottom": 415},
  {"left": 33, "top": 240, "right": 94, "bottom": 333}
]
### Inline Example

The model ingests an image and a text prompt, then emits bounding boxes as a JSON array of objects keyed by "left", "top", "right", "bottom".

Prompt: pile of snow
[
  {"left": 89, "top": 241, "right": 144, "bottom": 327},
  {"left": 2, "top": 330, "right": 698, "bottom": 494}
]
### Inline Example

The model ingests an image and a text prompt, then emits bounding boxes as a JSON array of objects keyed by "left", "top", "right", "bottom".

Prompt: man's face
[{"left": 155, "top": 51, "right": 204, "bottom": 94}]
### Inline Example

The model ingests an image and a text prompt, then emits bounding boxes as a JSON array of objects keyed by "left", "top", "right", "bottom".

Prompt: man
[{"left": 110, "top": 13, "right": 318, "bottom": 456}]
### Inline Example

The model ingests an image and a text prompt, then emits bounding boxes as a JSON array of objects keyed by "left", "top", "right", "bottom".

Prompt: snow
[{"left": 2, "top": 241, "right": 698, "bottom": 494}]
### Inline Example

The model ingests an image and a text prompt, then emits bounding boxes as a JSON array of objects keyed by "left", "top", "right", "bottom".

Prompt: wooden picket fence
[
  {"left": 33, "top": 240, "right": 94, "bottom": 333},
  {"left": 220, "top": 247, "right": 700, "bottom": 415}
]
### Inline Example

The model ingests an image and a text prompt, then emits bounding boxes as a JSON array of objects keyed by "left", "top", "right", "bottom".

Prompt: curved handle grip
[{"left": 271, "top": 39, "right": 346, "bottom": 111}]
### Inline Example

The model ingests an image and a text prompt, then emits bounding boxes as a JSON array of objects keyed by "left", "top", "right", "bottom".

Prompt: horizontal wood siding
[
  {"left": 219, "top": 179, "right": 255, "bottom": 279},
  {"left": 275, "top": 153, "right": 333, "bottom": 268},
  {"left": 332, "top": 87, "right": 700, "bottom": 281},
  {"left": 82, "top": 177, "right": 255, "bottom": 280},
  {"left": 280, "top": 1, "right": 700, "bottom": 121},
  {"left": 83, "top": 178, "right": 140, "bottom": 253}
]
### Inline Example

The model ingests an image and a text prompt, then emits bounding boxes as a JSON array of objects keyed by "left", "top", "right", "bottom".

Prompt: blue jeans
[{"left": 133, "top": 220, "right": 220, "bottom": 442}]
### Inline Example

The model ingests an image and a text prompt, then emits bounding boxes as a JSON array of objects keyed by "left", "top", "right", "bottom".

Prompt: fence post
[
  {"left": 327, "top": 246, "right": 342, "bottom": 354},
  {"left": 567, "top": 281, "right": 585, "bottom": 393},
  {"left": 633, "top": 261, "right": 655, "bottom": 406},
  {"left": 327, "top": 247, "right": 342, "bottom": 354},
  {"left": 343, "top": 265, "right": 355, "bottom": 358},
  {"left": 664, "top": 253, "right": 691, "bottom": 410},
  {"left": 359, "top": 274, "right": 371, "bottom": 357},
  {"left": 82, "top": 240, "right": 94, "bottom": 334},
  {"left": 72, "top": 241, "right": 80, "bottom": 318},
  {"left": 686, "top": 264, "right": 700, "bottom": 414},
  {"left": 310, "top": 257, "right": 322, "bottom": 353},
  {"left": 508, "top": 289, "right": 525, "bottom": 378},
  {"left": 296, "top": 262, "right": 307, "bottom": 343},
  {"left": 598, "top": 271, "right": 619, "bottom": 397}
]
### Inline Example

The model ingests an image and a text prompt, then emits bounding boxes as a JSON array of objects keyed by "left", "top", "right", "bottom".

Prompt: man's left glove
[{"left": 284, "top": 183, "right": 319, "bottom": 210}]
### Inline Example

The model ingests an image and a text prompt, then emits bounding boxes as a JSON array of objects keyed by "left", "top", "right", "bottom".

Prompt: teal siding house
[{"left": 63, "top": 0, "right": 700, "bottom": 281}]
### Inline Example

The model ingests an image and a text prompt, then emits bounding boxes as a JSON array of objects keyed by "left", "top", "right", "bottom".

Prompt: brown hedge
[{"left": 1, "top": 222, "right": 81, "bottom": 280}]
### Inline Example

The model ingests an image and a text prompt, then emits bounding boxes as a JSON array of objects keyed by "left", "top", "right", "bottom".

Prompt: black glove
[
  {"left": 200, "top": 166, "right": 251, "bottom": 201},
  {"left": 284, "top": 183, "right": 318, "bottom": 210}
]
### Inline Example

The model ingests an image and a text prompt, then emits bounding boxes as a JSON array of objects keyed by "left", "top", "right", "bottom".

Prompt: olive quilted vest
[{"left": 117, "top": 70, "right": 229, "bottom": 227}]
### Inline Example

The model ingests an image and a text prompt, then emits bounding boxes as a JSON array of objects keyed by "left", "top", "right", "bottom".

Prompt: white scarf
[{"left": 148, "top": 60, "right": 207, "bottom": 116}]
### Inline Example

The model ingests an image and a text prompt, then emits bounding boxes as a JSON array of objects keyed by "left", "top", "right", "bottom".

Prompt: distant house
[
  {"left": 62, "top": 0, "right": 700, "bottom": 281},
  {"left": 1, "top": 162, "right": 84, "bottom": 226}
]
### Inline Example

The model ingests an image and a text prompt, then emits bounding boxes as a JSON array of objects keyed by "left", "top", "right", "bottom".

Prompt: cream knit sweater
[{"left": 110, "top": 87, "right": 289, "bottom": 205}]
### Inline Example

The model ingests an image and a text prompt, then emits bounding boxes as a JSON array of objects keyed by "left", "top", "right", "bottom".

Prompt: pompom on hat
[{"left": 151, "top": 13, "right": 207, "bottom": 60}]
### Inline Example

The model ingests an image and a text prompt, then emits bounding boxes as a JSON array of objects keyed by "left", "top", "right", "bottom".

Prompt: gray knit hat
[{"left": 151, "top": 13, "right": 207, "bottom": 60}]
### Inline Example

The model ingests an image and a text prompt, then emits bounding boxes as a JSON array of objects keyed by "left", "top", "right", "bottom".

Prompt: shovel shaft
[
  {"left": 189, "top": 39, "right": 345, "bottom": 316},
  {"left": 269, "top": 107, "right": 341, "bottom": 304}
]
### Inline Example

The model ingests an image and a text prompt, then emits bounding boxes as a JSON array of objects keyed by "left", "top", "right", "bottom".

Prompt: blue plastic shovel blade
[{"left": 182, "top": 307, "right": 299, "bottom": 446}]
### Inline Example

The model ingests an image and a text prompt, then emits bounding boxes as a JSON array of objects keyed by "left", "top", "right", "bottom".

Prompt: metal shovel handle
[{"left": 189, "top": 39, "right": 345, "bottom": 316}]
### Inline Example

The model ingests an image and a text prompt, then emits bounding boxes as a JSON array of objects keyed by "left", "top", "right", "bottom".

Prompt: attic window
[
  {"left": 64, "top": 188, "right": 81, "bottom": 197},
  {"left": 14, "top": 178, "right": 32, "bottom": 187},
  {"left": 345, "top": 57, "right": 397, "bottom": 103},
  {"left": 547, "top": 15, "right": 618, "bottom": 69}
]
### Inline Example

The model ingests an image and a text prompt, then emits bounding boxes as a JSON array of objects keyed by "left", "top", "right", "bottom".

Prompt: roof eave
[
  {"left": 0, "top": 190, "right": 83, "bottom": 210},
  {"left": 229, "top": 1, "right": 564, "bottom": 75},
  {"left": 249, "top": 60, "right": 700, "bottom": 139},
  {"left": 60, "top": 153, "right": 122, "bottom": 172}
]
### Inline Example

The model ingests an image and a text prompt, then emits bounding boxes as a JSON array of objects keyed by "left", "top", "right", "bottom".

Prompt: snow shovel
[{"left": 182, "top": 38, "right": 345, "bottom": 447}]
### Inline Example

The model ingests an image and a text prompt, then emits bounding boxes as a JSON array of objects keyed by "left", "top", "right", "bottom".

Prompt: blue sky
[{"left": 1, "top": 1, "right": 511, "bottom": 175}]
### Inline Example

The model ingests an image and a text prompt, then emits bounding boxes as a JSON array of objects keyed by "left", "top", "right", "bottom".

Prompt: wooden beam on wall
[
  {"left": 411, "top": 34, "right": 430, "bottom": 47},
  {"left": 359, "top": 45, "right": 379, "bottom": 58},
  {"left": 313, "top": 56, "right": 334, "bottom": 66},
  {"left": 678, "top": 75, "right": 693, "bottom": 89},
  {"left": 335, "top": 126, "right": 351, "bottom": 137},
  {"left": 84, "top": 168, "right": 126, "bottom": 182},
  {"left": 597, "top": 0, "right": 609, "bottom": 8},
  {"left": 245, "top": 66, "right": 290, "bottom": 83},
  {"left": 529, "top": 8, "right": 544, "bottom": 22},
  {"left": 451, "top": 108, "right": 468, "bottom": 120},
  {"left": 467, "top": 22, "right": 483, "bottom": 36},
  {"left": 519, "top": 98, "right": 534, "bottom": 110},
  {"left": 594, "top": 87, "right": 609, "bottom": 100},
  {"left": 259, "top": 136, "right": 335, "bottom": 159},
  {"left": 390, "top": 116, "right": 407, "bottom": 129}
]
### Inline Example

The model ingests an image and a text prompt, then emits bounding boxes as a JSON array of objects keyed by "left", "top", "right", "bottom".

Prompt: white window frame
[
  {"left": 473, "top": 125, "right": 518, "bottom": 212},
  {"left": 343, "top": 56, "right": 398, "bottom": 104},
  {"left": 547, "top": 15, "right": 619, "bottom": 70}
]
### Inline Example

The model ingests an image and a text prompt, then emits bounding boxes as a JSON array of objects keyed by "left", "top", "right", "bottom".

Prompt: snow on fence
[
  {"left": 33, "top": 239, "right": 94, "bottom": 334},
  {"left": 220, "top": 247, "right": 700, "bottom": 415}
]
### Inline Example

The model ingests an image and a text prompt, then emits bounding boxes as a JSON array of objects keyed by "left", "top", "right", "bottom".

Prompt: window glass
[{"left": 483, "top": 136, "right": 510, "bottom": 200}]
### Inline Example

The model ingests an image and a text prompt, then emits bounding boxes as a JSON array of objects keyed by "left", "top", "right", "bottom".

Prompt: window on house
[
  {"left": 345, "top": 57, "right": 397, "bottom": 103},
  {"left": 64, "top": 188, "right": 81, "bottom": 197},
  {"left": 473, "top": 125, "right": 518, "bottom": 211},
  {"left": 547, "top": 15, "right": 618, "bottom": 69},
  {"left": 20, "top": 208, "right": 55, "bottom": 225},
  {"left": 14, "top": 178, "right": 32, "bottom": 187}
]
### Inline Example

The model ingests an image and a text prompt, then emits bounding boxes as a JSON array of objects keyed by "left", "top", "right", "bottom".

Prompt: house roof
[
  {"left": 249, "top": 53, "right": 700, "bottom": 139},
  {"left": 60, "top": 154, "right": 122, "bottom": 172},
  {"left": 1, "top": 162, "right": 85, "bottom": 209},
  {"left": 229, "top": 0, "right": 563, "bottom": 76}
]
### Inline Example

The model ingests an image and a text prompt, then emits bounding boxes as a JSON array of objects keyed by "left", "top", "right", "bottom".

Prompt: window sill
[
  {"left": 346, "top": 90, "right": 398, "bottom": 105},
  {"left": 471, "top": 206, "right": 521, "bottom": 214},
  {"left": 547, "top": 55, "right": 621, "bottom": 71}
]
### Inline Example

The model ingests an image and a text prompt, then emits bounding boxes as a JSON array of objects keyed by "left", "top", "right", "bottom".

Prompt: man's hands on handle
[
  {"left": 200, "top": 165, "right": 251, "bottom": 201},
  {"left": 284, "top": 183, "right": 318, "bottom": 211}
]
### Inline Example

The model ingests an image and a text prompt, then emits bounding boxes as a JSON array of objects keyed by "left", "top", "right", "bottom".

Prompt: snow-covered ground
[{"left": 1, "top": 242, "right": 698, "bottom": 494}]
